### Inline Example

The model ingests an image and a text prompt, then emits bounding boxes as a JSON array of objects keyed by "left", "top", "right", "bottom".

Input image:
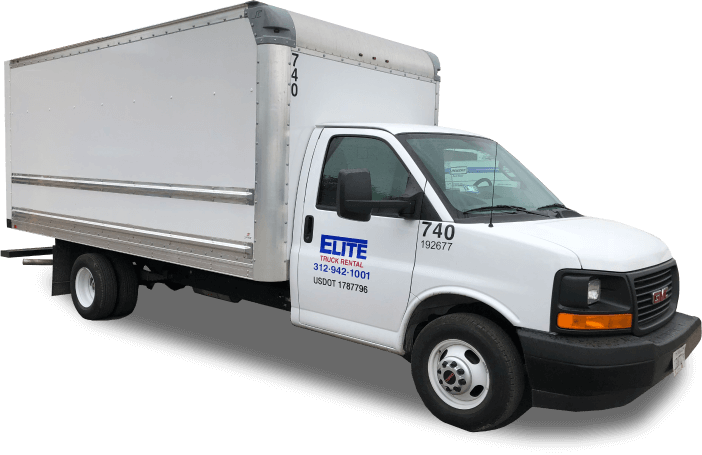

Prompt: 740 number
[
  {"left": 291, "top": 52, "right": 299, "bottom": 97},
  {"left": 421, "top": 222, "right": 455, "bottom": 240}
]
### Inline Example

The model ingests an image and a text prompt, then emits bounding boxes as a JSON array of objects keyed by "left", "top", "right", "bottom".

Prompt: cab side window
[{"left": 316, "top": 136, "right": 410, "bottom": 211}]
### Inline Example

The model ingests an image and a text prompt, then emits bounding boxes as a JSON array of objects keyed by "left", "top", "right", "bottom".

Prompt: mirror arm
[
  {"left": 399, "top": 198, "right": 418, "bottom": 217},
  {"left": 345, "top": 200, "right": 413, "bottom": 211}
]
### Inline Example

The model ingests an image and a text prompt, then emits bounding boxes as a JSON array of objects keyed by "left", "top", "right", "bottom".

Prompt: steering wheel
[{"left": 474, "top": 178, "right": 493, "bottom": 188}]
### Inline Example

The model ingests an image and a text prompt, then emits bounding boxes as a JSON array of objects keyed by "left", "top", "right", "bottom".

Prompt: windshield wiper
[
  {"left": 463, "top": 205, "right": 549, "bottom": 217},
  {"left": 536, "top": 203, "right": 570, "bottom": 211}
]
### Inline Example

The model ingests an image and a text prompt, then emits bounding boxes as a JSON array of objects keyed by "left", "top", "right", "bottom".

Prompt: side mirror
[
  {"left": 337, "top": 169, "right": 417, "bottom": 222},
  {"left": 337, "top": 169, "right": 373, "bottom": 221}
]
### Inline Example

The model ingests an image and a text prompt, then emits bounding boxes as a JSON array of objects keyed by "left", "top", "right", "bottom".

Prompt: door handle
[{"left": 303, "top": 215, "right": 314, "bottom": 243}]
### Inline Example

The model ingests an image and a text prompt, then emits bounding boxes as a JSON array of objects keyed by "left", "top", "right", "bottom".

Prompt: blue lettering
[
  {"left": 320, "top": 237, "right": 333, "bottom": 254},
  {"left": 320, "top": 234, "right": 369, "bottom": 260}
]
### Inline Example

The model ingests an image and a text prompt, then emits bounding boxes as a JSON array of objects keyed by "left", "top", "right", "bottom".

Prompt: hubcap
[
  {"left": 75, "top": 267, "right": 96, "bottom": 308},
  {"left": 437, "top": 356, "right": 472, "bottom": 395},
  {"left": 428, "top": 339, "right": 490, "bottom": 409}
]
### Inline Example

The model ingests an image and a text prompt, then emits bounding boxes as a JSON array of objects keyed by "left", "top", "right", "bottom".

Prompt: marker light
[
  {"left": 587, "top": 279, "right": 601, "bottom": 305},
  {"left": 557, "top": 313, "right": 632, "bottom": 330}
]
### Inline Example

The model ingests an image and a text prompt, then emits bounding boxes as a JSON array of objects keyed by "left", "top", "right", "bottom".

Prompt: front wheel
[{"left": 411, "top": 313, "right": 527, "bottom": 432}]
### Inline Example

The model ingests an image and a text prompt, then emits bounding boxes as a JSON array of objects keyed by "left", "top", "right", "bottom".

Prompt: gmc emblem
[{"left": 652, "top": 287, "right": 669, "bottom": 304}]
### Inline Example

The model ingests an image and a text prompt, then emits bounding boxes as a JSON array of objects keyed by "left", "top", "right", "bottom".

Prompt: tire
[
  {"left": 107, "top": 253, "right": 139, "bottom": 319},
  {"left": 490, "top": 376, "right": 532, "bottom": 430},
  {"left": 411, "top": 313, "right": 526, "bottom": 432},
  {"left": 70, "top": 253, "right": 118, "bottom": 320}
]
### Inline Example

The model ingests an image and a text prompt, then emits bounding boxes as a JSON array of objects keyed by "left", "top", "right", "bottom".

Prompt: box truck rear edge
[{"left": 3, "top": 2, "right": 700, "bottom": 432}]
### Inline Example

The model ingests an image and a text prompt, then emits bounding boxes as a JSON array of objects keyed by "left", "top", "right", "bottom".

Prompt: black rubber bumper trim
[
  {"left": 518, "top": 312, "right": 701, "bottom": 411},
  {"left": 531, "top": 388, "right": 651, "bottom": 412}
]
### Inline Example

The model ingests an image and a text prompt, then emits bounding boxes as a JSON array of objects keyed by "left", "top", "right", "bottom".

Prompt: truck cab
[{"left": 290, "top": 123, "right": 700, "bottom": 429}]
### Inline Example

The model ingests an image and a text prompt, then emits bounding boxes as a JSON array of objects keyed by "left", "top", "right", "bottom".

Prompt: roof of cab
[{"left": 317, "top": 123, "right": 482, "bottom": 137}]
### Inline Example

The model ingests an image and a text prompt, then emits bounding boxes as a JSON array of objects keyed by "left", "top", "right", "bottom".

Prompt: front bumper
[{"left": 517, "top": 312, "right": 701, "bottom": 411}]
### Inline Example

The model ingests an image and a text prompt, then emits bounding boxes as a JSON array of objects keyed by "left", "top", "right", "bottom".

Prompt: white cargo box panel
[
  {"left": 5, "top": 2, "right": 440, "bottom": 282},
  {"left": 6, "top": 4, "right": 258, "bottom": 279}
]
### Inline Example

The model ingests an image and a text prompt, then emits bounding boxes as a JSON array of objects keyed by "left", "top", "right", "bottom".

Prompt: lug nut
[
  {"left": 453, "top": 387, "right": 461, "bottom": 393},
  {"left": 457, "top": 368, "right": 465, "bottom": 375},
  {"left": 445, "top": 387, "right": 451, "bottom": 392},
  {"left": 437, "top": 369, "right": 441, "bottom": 374},
  {"left": 458, "top": 379, "right": 466, "bottom": 385},
  {"left": 439, "top": 380, "right": 443, "bottom": 385},
  {"left": 450, "top": 361, "right": 457, "bottom": 368},
  {"left": 442, "top": 361, "right": 448, "bottom": 368}
]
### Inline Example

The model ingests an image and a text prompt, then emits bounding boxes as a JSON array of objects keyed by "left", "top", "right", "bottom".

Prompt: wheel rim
[
  {"left": 75, "top": 267, "right": 96, "bottom": 308},
  {"left": 428, "top": 339, "right": 490, "bottom": 409}
]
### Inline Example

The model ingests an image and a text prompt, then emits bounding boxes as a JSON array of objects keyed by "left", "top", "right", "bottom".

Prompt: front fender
[
  {"left": 409, "top": 222, "right": 582, "bottom": 338},
  {"left": 395, "top": 287, "right": 521, "bottom": 353}
]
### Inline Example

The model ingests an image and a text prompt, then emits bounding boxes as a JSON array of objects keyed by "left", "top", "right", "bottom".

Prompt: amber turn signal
[{"left": 557, "top": 313, "right": 632, "bottom": 330}]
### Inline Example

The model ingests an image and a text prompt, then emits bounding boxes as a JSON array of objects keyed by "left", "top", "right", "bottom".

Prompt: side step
[{"left": 1, "top": 247, "right": 54, "bottom": 258}]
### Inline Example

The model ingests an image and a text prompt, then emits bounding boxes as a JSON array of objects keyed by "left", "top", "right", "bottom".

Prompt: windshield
[{"left": 397, "top": 134, "right": 563, "bottom": 218}]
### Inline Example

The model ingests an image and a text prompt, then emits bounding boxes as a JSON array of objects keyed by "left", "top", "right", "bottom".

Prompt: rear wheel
[
  {"left": 70, "top": 253, "right": 118, "bottom": 320},
  {"left": 107, "top": 254, "right": 139, "bottom": 318},
  {"left": 411, "top": 313, "right": 526, "bottom": 432}
]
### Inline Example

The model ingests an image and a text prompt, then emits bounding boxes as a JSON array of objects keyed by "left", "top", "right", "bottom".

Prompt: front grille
[{"left": 634, "top": 265, "right": 675, "bottom": 327}]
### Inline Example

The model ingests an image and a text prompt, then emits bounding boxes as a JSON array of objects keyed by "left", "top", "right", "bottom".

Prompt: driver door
[{"left": 295, "top": 128, "right": 426, "bottom": 348}]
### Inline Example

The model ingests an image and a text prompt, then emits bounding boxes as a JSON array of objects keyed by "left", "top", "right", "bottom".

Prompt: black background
[{"left": 1, "top": 2, "right": 700, "bottom": 450}]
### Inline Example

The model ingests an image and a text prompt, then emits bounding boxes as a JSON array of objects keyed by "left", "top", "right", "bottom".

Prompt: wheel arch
[{"left": 400, "top": 288, "right": 523, "bottom": 361}]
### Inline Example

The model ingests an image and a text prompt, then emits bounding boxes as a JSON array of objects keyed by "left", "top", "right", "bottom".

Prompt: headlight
[
  {"left": 558, "top": 275, "right": 597, "bottom": 309},
  {"left": 587, "top": 279, "right": 601, "bottom": 305},
  {"left": 552, "top": 271, "right": 633, "bottom": 333}
]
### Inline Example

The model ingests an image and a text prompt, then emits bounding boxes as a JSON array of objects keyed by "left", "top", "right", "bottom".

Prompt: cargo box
[{"left": 5, "top": 2, "right": 440, "bottom": 281}]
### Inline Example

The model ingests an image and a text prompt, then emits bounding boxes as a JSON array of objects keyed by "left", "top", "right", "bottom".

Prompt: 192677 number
[{"left": 420, "top": 240, "right": 452, "bottom": 250}]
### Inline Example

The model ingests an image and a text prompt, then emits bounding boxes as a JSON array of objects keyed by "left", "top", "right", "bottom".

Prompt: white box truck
[{"left": 3, "top": 2, "right": 700, "bottom": 431}]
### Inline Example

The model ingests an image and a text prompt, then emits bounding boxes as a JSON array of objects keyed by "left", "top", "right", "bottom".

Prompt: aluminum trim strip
[
  {"left": 12, "top": 219, "right": 254, "bottom": 278},
  {"left": 4, "top": 61, "right": 12, "bottom": 220},
  {"left": 12, "top": 174, "right": 254, "bottom": 205},
  {"left": 12, "top": 208, "right": 252, "bottom": 253},
  {"left": 253, "top": 44, "right": 291, "bottom": 281},
  {"left": 434, "top": 81, "right": 440, "bottom": 126}
]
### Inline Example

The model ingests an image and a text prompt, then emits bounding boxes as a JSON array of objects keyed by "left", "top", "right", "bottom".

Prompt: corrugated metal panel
[{"left": 289, "top": 11, "right": 436, "bottom": 80}]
